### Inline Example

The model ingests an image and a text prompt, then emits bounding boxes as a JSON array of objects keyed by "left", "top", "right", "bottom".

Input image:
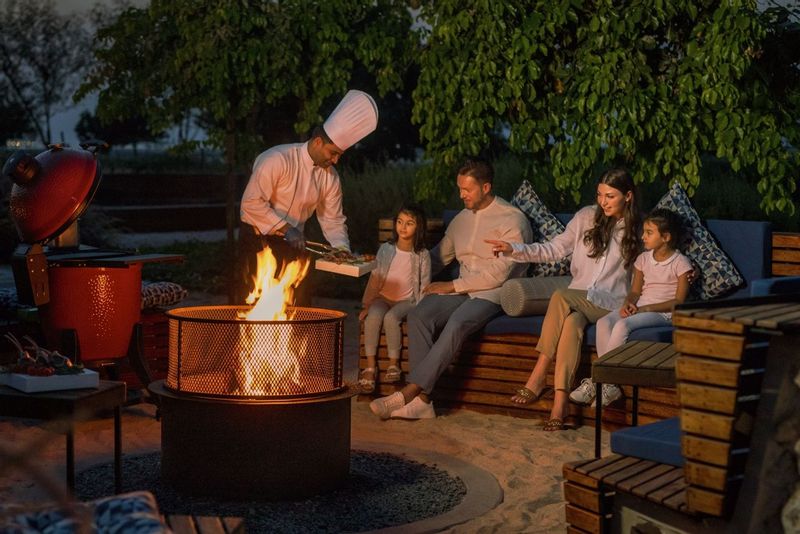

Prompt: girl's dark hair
[
  {"left": 644, "top": 208, "right": 684, "bottom": 250},
  {"left": 584, "top": 167, "right": 641, "bottom": 270},
  {"left": 393, "top": 204, "right": 428, "bottom": 252}
]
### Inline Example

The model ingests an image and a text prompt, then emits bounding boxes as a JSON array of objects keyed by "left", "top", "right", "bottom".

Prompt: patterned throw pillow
[
  {"left": 141, "top": 281, "right": 188, "bottom": 309},
  {"left": 511, "top": 180, "right": 572, "bottom": 277},
  {"left": 0, "top": 491, "right": 169, "bottom": 533},
  {"left": 653, "top": 182, "right": 744, "bottom": 300}
]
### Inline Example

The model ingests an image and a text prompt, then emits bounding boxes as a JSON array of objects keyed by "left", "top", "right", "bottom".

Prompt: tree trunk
[{"left": 224, "top": 125, "right": 238, "bottom": 304}]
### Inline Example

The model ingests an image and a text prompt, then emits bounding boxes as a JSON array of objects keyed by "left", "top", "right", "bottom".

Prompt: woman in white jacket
[
  {"left": 359, "top": 205, "right": 431, "bottom": 393},
  {"left": 486, "top": 168, "right": 641, "bottom": 430}
]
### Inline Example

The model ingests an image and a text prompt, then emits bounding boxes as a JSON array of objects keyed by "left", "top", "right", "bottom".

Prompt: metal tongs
[{"left": 304, "top": 240, "right": 337, "bottom": 256}]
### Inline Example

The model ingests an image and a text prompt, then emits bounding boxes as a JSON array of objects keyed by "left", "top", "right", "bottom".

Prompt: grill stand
[{"left": 149, "top": 381, "right": 356, "bottom": 501}]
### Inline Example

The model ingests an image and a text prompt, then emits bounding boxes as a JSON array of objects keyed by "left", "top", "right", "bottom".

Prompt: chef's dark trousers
[{"left": 236, "top": 222, "right": 312, "bottom": 307}]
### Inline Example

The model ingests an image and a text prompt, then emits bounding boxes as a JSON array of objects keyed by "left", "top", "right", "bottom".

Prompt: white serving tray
[
  {"left": 6, "top": 369, "right": 99, "bottom": 393},
  {"left": 315, "top": 259, "right": 377, "bottom": 278}
]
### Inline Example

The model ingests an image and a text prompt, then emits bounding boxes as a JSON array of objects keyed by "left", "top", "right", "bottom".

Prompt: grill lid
[{"left": 4, "top": 144, "right": 102, "bottom": 244}]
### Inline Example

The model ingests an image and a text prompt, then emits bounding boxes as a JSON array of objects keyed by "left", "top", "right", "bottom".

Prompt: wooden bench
[
  {"left": 359, "top": 325, "right": 679, "bottom": 426},
  {"left": 163, "top": 514, "right": 245, "bottom": 534},
  {"left": 563, "top": 296, "right": 800, "bottom": 532}
]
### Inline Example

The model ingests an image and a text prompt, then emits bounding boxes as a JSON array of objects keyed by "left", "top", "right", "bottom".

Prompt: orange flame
[
  {"left": 244, "top": 247, "right": 310, "bottom": 320},
  {"left": 234, "top": 247, "right": 310, "bottom": 395}
]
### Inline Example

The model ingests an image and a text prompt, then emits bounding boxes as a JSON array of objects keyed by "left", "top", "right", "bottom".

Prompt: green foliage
[
  {"left": 0, "top": 0, "right": 91, "bottom": 145},
  {"left": 140, "top": 240, "right": 229, "bottom": 294},
  {"left": 413, "top": 0, "right": 799, "bottom": 215},
  {"left": 78, "top": 0, "right": 417, "bottom": 170}
]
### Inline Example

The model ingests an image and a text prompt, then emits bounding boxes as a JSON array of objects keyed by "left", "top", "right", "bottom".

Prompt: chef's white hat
[{"left": 323, "top": 90, "right": 379, "bottom": 150}]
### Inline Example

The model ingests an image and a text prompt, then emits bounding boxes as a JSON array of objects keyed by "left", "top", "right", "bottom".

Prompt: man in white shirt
[
  {"left": 237, "top": 90, "right": 378, "bottom": 304},
  {"left": 370, "top": 158, "right": 533, "bottom": 419}
]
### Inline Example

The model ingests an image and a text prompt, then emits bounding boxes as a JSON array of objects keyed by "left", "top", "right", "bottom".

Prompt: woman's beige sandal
[
  {"left": 358, "top": 367, "right": 377, "bottom": 393},
  {"left": 510, "top": 386, "right": 552, "bottom": 405}
]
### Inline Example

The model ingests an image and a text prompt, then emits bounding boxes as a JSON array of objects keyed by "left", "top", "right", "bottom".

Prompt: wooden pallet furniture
[
  {"left": 563, "top": 296, "right": 800, "bottom": 533},
  {"left": 163, "top": 514, "right": 245, "bottom": 534},
  {"left": 771, "top": 232, "right": 800, "bottom": 276},
  {"left": 592, "top": 341, "right": 677, "bottom": 458}
]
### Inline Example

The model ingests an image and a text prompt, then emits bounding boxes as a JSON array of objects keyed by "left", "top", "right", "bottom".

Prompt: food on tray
[
  {"left": 2, "top": 333, "right": 84, "bottom": 377},
  {"left": 320, "top": 250, "right": 376, "bottom": 265}
]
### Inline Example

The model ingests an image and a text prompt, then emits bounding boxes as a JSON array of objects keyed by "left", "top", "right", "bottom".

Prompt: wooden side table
[
  {"left": 591, "top": 341, "right": 677, "bottom": 458},
  {"left": 0, "top": 380, "right": 126, "bottom": 493}
]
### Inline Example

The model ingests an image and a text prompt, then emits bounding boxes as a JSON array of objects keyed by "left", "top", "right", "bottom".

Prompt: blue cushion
[
  {"left": 484, "top": 314, "right": 545, "bottom": 335},
  {"left": 610, "top": 417, "right": 683, "bottom": 467},
  {"left": 750, "top": 276, "right": 800, "bottom": 297},
  {"left": 706, "top": 219, "right": 771, "bottom": 299}
]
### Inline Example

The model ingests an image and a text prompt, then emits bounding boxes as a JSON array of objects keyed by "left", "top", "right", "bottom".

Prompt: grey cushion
[
  {"left": 511, "top": 181, "right": 572, "bottom": 277},
  {"left": 654, "top": 182, "right": 744, "bottom": 300},
  {"left": 501, "top": 276, "right": 572, "bottom": 316}
]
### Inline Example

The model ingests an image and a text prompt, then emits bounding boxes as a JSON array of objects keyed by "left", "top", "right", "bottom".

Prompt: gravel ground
[{"left": 75, "top": 450, "right": 466, "bottom": 534}]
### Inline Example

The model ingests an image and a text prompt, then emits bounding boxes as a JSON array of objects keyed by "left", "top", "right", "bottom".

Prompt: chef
[{"left": 238, "top": 89, "right": 379, "bottom": 304}]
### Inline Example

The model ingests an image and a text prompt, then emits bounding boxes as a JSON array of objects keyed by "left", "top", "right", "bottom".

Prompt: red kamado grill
[
  {"left": 4, "top": 143, "right": 181, "bottom": 363},
  {"left": 149, "top": 305, "right": 355, "bottom": 501}
]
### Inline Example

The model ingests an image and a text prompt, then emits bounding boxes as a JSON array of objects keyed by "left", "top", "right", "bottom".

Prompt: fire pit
[{"left": 150, "top": 304, "right": 354, "bottom": 501}]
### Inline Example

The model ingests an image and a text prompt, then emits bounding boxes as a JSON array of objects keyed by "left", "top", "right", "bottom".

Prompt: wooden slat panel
[
  {"left": 772, "top": 263, "right": 800, "bottom": 276},
  {"left": 754, "top": 307, "right": 800, "bottom": 330},
  {"left": 671, "top": 314, "right": 745, "bottom": 335},
  {"left": 678, "top": 382, "right": 738, "bottom": 414},
  {"left": 684, "top": 460, "right": 728, "bottom": 491},
  {"left": 616, "top": 463, "right": 677, "bottom": 493},
  {"left": 630, "top": 467, "right": 683, "bottom": 498},
  {"left": 772, "top": 232, "right": 800, "bottom": 247},
  {"left": 564, "top": 481, "right": 604, "bottom": 513},
  {"left": 222, "top": 517, "right": 245, "bottom": 534},
  {"left": 681, "top": 409, "right": 734, "bottom": 441},
  {"left": 662, "top": 489, "right": 688, "bottom": 512},
  {"left": 673, "top": 330, "right": 745, "bottom": 361},
  {"left": 166, "top": 515, "right": 199, "bottom": 534},
  {"left": 565, "top": 504, "right": 603, "bottom": 534},
  {"left": 603, "top": 459, "right": 657, "bottom": 486},
  {"left": 682, "top": 435, "right": 731, "bottom": 467},
  {"left": 686, "top": 486, "right": 726, "bottom": 516},
  {"left": 564, "top": 461, "right": 604, "bottom": 490},
  {"left": 195, "top": 516, "right": 227, "bottom": 534},
  {"left": 575, "top": 454, "right": 626, "bottom": 475},
  {"left": 647, "top": 476, "right": 688, "bottom": 507},
  {"left": 771, "top": 249, "right": 800, "bottom": 263},
  {"left": 675, "top": 357, "right": 740, "bottom": 387}
]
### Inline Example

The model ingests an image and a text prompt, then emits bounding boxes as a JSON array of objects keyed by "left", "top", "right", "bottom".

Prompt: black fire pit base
[{"left": 149, "top": 380, "right": 356, "bottom": 501}]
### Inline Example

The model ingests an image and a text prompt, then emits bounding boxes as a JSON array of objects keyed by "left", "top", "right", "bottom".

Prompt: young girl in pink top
[{"left": 570, "top": 208, "right": 693, "bottom": 407}]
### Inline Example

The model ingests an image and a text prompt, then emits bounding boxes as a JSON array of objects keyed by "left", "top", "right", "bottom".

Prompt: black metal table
[{"left": 0, "top": 380, "right": 126, "bottom": 493}]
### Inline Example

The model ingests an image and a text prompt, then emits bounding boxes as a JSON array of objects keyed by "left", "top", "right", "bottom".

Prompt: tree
[
  {"left": 0, "top": 80, "right": 33, "bottom": 144},
  {"left": 0, "top": 0, "right": 91, "bottom": 146},
  {"left": 412, "top": 1, "right": 799, "bottom": 214},
  {"left": 75, "top": 110, "right": 165, "bottom": 154},
  {"left": 77, "top": 0, "right": 418, "bottom": 300}
]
